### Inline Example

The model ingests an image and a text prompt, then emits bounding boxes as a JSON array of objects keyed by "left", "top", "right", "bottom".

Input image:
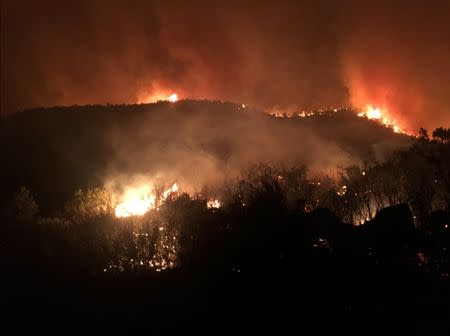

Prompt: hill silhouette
[{"left": 0, "top": 100, "right": 411, "bottom": 213}]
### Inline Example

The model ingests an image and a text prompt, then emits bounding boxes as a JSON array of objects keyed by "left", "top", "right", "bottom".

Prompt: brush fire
[
  {"left": 357, "top": 105, "right": 408, "bottom": 135},
  {"left": 270, "top": 104, "right": 411, "bottom": 136},
  {"left": 115, "top": 183, "right": 179, "bottom": 218},
  {"left": 138, "top": 91, "right": 179, "bottom": 104}
]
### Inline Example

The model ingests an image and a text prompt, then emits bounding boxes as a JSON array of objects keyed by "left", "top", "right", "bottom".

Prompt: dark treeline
[{"left": 2, "top": 102, "right": 450, "bottom": 331}]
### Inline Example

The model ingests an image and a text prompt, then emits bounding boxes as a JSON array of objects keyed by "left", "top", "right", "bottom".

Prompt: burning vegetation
[
  {"left": 357, "top": 105, "right": 409, "bottom": 135},
  {"left": 137, "top": 90, "right": 179, "bottom": 104},
  {"left": 6, "top": 139, "right": 450, "bottom": 275},
  {"left": 4, "top": 0, "right": 450, "bottom": 329},
  {"left": 3, "top": 0, "right": 450, "bottom": 328},
  {"left": 2, "top": 101, "right": 450, "bottom": 329},
  {"left": 270, "top": 104, "right": 411, "bottom": 136},
  {"left": 114, "top": 183, "right": 179, "bottom": 218}
]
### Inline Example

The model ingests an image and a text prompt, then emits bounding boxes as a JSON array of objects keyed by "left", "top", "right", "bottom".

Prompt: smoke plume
[{"left": 3, "top": 0, "right": 450, "bottom": 131}]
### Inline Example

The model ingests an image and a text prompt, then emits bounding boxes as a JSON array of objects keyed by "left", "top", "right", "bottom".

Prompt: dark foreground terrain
[
  {"left": 2, "top": 103, "right": 450, "bottom": 332},
  {"left": 4, "top": 202, "right": 450, "bottom": 333}
]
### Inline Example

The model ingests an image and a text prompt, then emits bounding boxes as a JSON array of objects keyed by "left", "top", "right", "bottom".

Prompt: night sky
[{"left": 2, "top": 0, "right": 450, "bottom": 130}]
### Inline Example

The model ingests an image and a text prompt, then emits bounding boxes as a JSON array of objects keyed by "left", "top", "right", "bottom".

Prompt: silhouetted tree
[
  {"left": 11, "top": 186, "right": 38, "bottom": 222},
  {"left": 64, "top": 187, "right": 114, "bottom": 221},
  {"left": 418, "top": 127, "right": 429, "bottom": 141},
  {"left": 432, "top": 127, "right": 450, "bottom": 143}
]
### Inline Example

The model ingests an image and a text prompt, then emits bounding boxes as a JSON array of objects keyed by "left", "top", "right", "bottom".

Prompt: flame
[
  {"left": 160, "top": 183, "right": 179, "bottom": 202},
  {"left": 365, "top": 105, "right": 381, "bottom": 119},
  {"left": 138, "top": 91, "right": 179, "bottom": 104},
  {"left": 168, "top": 93, "right": 178, "bottom": 102},
  {"left": 115, "top": 183, "right": 179, "bottom": 218},
  {"left": 207, "top": 199, "right": 221, "bottom": 209},
  {"left": 115, "top": 186, "right": 156, "bottom": 218},
  {"left": 357, "top": 105, "right": 409, "bottom": 135},
  {"left": 268, "top": 105, "right": 411, "bottom": 135}
]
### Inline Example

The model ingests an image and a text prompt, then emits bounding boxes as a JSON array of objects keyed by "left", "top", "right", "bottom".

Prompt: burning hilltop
[{"left": 270, "top": 105, "right": 413, "bottom": 136}]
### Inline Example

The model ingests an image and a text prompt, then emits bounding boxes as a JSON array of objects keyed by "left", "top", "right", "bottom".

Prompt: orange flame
[
  {"left": 115, "top": 183, "right": 179, "bottom": 218},
  {"left": 138, "top": 91, "right": 179, "bottom": 104},
  {"left": 168, "top": 93, "right": 178, "bottom": 102},
  {"left": 358, "top": 105, "right": 410, "bottom": 135},
  {"left": 207, "top": 199, "right": 221, "bottom": 209},
  {"left": 365, "top": 105, "right": 382, "bottom": 119}
]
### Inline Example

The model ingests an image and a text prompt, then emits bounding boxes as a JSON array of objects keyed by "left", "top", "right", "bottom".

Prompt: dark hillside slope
[{"left": 1, "top": 101, "right": 412, "bottom": 213}]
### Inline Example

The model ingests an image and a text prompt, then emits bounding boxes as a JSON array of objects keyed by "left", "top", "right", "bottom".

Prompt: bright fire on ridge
[
  {"left": 168, "top": 93, "right": 178, "bottom": 102},
  {"left": 269, "top": 106, "right": 410, "bottom": 135},
  {"left": 357, "top": 105, "right": 407, "bottom": 135},
  {"left": 138, "top": 91, "right": 179, "bottom": 104},
  {"left": 364, "top": 106, "right": 381, "bottom": 119},
  {"left": 115, "top": 183, "right": 179, "bottom": 218}
]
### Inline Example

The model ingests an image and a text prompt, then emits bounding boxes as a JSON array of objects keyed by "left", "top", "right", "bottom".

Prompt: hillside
[{"left": 1, "top": 100, "right": 412, "bottom": 213}]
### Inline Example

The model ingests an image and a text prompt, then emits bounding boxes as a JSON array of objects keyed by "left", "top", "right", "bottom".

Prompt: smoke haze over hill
[{"left": 0, "top": 101, "right": 412, "bottom": 212}]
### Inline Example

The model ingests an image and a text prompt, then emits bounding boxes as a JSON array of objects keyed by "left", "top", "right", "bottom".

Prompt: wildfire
[
  {"left": 364, "top": 106, "right": 382, "bottom": 119},
  {"left": 138, "top": 91, "right": 179, "bottom": 104},
  {"left": 115, "top": 183, "right": 179, "bottom": 218},
  {"left": 160, "top": 183, "right": 179, "bottom": 202},
  {"left": 268, "top": 105, "right": 410, "bottom": 135},
  {"left": 357, "top": 105, "right": 408, "bottom": 135},
  {"left": 115, "top": 186, "right": 156, "bottom": 218},
  {"left": 207, "top": 199, "right": 221, "bottom": 209},
  {"left": 168, "top": 93, "right": 178, "bottom": 103}
]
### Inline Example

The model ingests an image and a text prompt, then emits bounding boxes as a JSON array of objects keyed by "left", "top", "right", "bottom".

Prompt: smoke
[
  {"left": 100, "top": 102, "right": 357, "bottom": 195},
  {"left": 3, "top": 1, "right": 347, "bottom": 114},
  {"left": 338, "top": 2, "right": 450, "bottom": 132},
  {"left": 3, "top": 1, "right": 450, "bottom": 131}
]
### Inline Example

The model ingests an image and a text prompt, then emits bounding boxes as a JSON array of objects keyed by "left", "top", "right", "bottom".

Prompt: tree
[
  {"left": 11, "top": 186, "right": 38, "bottom": 221},
  {"left": 64, "top": 187, "right": 114, "bottom": 221},
  {"left": 418, "top": 128, "right": 429, "bottom": 141},
  {"left": 432, "top": 127, "right": 450, "bottom": 143}
]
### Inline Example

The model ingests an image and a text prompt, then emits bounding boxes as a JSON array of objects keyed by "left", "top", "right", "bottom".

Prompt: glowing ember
[
  {"left": 336, "top": 185, "right": 347, "bottom": 197},
  {"left": 207, "top": 199, "right": 221, "bottom": 209}
]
